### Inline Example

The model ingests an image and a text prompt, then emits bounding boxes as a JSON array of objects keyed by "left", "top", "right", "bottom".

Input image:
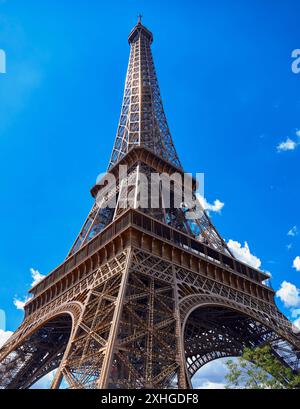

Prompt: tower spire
[{"left": 108, "top": 20, "right": 181, "bottom": 170}]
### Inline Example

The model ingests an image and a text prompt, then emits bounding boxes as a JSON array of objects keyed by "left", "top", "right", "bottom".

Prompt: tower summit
[
  {"left": 128, "top": 15, "right": 153, "bottom": 44},
  {"left": 0, "top": 19, "right": 299, "bottom": 390}
]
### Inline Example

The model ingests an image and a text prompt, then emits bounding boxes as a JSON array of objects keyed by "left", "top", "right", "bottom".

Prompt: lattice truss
[
  {"left": 52, "top": 250, "right": 181, "bottom": 389},
  {"left": 0, "top": 249, "right": 299, "bottom": 389},
  {"left": 108, "top": 22, "right": 181, "bottom": 170},
  {"left": 69, "top": 162, "right": 231, "bottom": 256},
  {"left": 129, "top": 250, "right": 300, "bottom": 384},
  {"left": 106, "top": 252, "right": 179, "bottom": 389}
]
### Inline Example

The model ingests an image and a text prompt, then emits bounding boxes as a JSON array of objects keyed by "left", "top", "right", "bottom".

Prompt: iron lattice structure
[
  {"left": 108, "top": 21, "right": 181, "bottom": 170},
  {"left": 0, "top": 19, "right": 299, "bottom": 389}
]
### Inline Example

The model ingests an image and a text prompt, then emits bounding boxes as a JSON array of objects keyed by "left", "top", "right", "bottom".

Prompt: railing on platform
[
  {"left": 130, "top": 210, "right": 269, "bottom": 286},
  {"left": 29, "top": 209, "right": 270, "bottom": 300}
]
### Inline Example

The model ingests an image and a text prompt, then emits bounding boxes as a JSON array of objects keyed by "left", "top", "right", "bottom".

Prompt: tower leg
[
  {"left": 97, "top": 250, "right": 132, "bottom": 388},
  {"left": 47, "top": 250, "right": 131, "bottom": 389},
  {"left": 173, "top": 266, "right": 189, "bottom": 389}
]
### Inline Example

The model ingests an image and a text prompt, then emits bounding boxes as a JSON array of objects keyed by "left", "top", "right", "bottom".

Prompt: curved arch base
[
  {"left": 182, "top": 299, "right": 300, "bottom": 385},
  {"left": 0, "top": 314, "right": 73, "bottom": 389}
]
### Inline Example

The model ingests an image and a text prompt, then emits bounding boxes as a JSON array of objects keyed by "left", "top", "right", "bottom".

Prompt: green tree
[{"left": 225, "top": 345, "right": 300, "bottom": 389}]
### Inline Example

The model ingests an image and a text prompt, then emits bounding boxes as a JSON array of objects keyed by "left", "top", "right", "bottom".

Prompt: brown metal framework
[
  {"left": 0, "top": 19, "right": 299, "bottom": 389},
  {"left": 108, "top": 21, "right": 181, "bottom": 170}
]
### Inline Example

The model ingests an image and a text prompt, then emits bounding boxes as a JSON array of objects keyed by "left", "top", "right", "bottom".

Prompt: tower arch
[
  {"left": 181, "top": 295, "right": 300, "bottom": 386},
  {"left": 0, "top": 302, "right": 83, "bottom": 389}
]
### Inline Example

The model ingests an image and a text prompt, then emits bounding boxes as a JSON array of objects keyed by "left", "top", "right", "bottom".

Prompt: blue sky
[{"left": 0, "top": 0, "right": 300, "bottom": 388}]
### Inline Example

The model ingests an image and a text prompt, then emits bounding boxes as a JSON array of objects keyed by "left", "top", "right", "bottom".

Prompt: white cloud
[
  {"left": 291, "top": 308, "right": 300, "bottom": 318},
  {"left": 13, "top": 268, "right": 44, "bottom": 311},
  {"left": 287, "top": 226, "right": 298, "bottom": 237},
  {"left": 198, "top": 195, "right": 224, "bottom": 214},
  {"left": 13, "top": 298, "right": 26, "bottom": 310},
  {"left": 295, "top": 129, "right": 300, "bottom": 138},
  {"left": 30, "top": 268, "right": 45, "bottom": 286},
  {"left": 294, "top": 317, "right": 300, "bottom": 328},
  {"left": 293, "top": 317, "right": 300, "bottom": 334},
  {"left": 192, "top": 358, "right": 233, "bottom": 389},
  {"left": 287, "top": 243, "right": 293, "bottom": 250},
  {"left": 197, "top": 381, "right": 226, "bottom": 389},
  {"left": 227, "top": 240, "right": 261, "bottom": 269},
  {"left": 293, "top": 256, "right": 300, "bottom": 272},
  {"left": 0, "top": 329, "right": 13, "bottom": 348},
  {"left": 13, "top": 295, "right": 32, "bottom": 310},
  {"left": 277, "top": 138, "right": 297, "bottom": 152},
  {"left": 276, "top": 281, "right": 300, "bottom": 308}
]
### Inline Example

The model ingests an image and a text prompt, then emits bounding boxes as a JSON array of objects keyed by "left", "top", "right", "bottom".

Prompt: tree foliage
[{"left": 225, "top": 345, "right": 300, "bottom": 389}]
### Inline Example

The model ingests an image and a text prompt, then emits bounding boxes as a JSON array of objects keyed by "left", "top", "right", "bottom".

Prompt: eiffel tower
[{"left": 0, "top": 18, "right": 299, "bottom": 390}]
